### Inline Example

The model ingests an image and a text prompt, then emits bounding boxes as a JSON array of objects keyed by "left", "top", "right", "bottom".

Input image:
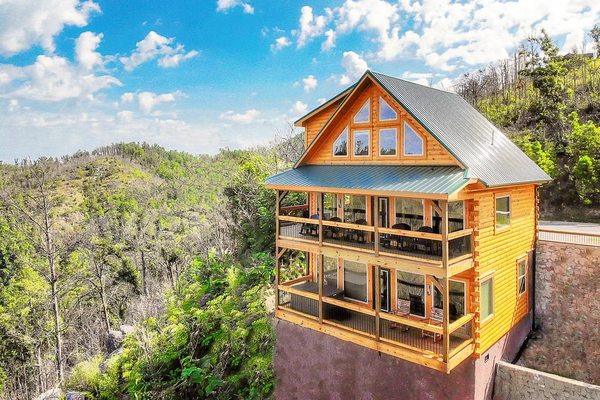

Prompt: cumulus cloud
[
  {"left": 0, "top": 0, "right": 100, "bottom": 56},
  {"left": 289, "top": 100, "right": 308, "bottom": 116},
  {"left": 216, "top": 0, "right": 254, "bottom": 14},
  {"left": 271, "top": 36, "right": 292, "bottom": 52},
  {"left": 219, "top": 109, "right": 260, "bottom": 124},
  {"left": 75, "top": 31, "right": 105, "bottom": 71},
  {"left": 289, "top": 0, "right": 600, "bottom": 72},
  {"left": 302, "top": 75, "right": 318, "bottom": 92},
  {"left": 137, "top": 91, "right": 178, "bottom": 114},
  {"left": 119, "top": 31, "right": 199, "bottom": 71},
  {"left": 339, "top": 51, "right": 369, "bottom": 85}
]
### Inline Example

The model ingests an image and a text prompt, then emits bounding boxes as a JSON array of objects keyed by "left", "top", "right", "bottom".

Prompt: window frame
[
  {"left": 378, "top": 96, "right": 397, "bottom": 121},
  {"left": 403, "top": 121, "right": 425, "bottom": 157},
  {"left": 378, "top": 127, "right": 398, "bottom": 157},
  {"left": 495, "top": 195, "right": 511, "bottom": 230},
  {"left": 332, "top": 126, "right": 349, "bottom": 158},
  {"left": 432, "top": 279, "right": 468, "bottom": 321},
  {"left": 342, "top": 260, "right": 369, "bottom": 303},
  {"left": 353, "top": 99, "right": 371, "bottom": 124},
  {"left": 396, "top": 270, "right": 427, "bottom": 319},
  {"left": 353, "top": 129, "right": 371, "bottom": 157},
  {"left": 480, "top": 274, "right": 495, "bottom": 323},
  {"left": 517, "top": 256, "right": 528, "bottom": 297}
]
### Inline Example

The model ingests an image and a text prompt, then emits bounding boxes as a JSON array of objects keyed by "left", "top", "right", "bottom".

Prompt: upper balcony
[{"left": 276, "top": 191, "right": 474, "bottom": 277}]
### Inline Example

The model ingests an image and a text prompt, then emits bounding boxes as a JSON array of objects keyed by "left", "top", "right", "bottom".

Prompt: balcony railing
[
  {"left": 278, "top": 215, "right": 473, "bottom": 265},
  {"left": 276, "top": 276, "right": 475, "bottom": 370}
]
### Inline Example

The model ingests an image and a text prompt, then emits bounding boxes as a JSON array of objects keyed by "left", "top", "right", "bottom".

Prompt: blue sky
[{"left": 0, "top": 0, "right": 599, "bottom": 162}]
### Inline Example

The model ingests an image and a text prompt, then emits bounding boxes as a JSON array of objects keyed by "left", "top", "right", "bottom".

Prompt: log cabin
[{"left": 265, "top": 70, "right": 551, "bottom": 398}]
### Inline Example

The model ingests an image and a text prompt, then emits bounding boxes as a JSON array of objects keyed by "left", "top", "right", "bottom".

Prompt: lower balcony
[{"left": 275, "top": 275, "right": 475, "bottom": 373}]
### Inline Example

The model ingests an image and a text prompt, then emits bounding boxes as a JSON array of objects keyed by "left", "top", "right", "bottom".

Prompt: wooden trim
[
  {"left": 447, "top": 343, "right": 475, "bottom": 372},
  {"left": 378, "top": 226, "right": 442, "bottom": 240},
  {"left": 448, "top": 313, "right": 474, "bottom": 334},
  {"left": 322, "top": 296, "right": 376, "bottom": 316},
  {"left": 379, "top": 312, "right": 444, "bottom": 334},
  {"left": 280, "top": 204, "right": 309, "bottom": 212},
  {"left": 280, "top": 275, "right": 312, "bottom": 286},
  {"left": 278, "top": 285, "right": 320, "bottom": 301},
  {"left": 295, "top": 86, "right": 352, "bottom": 126},
  {"left": 322, "top": 219, "right": 375, "bottom": 232},
  {"left": 448, "top": 228, "right": 473, "bottom": 240},
  {"left": 278, "top": 215, "right": 318, "bottom": 224},
  {"left": 265, "top": 184, "right": 450, "bottom": 201}
]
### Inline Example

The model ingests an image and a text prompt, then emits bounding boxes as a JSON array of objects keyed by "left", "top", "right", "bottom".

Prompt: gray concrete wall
[
  {"left": 519, "top": 241, "right": 600, "bottom": 385},
  {"left": 494, "top": 361, "right": 600, "bottom": 400}
]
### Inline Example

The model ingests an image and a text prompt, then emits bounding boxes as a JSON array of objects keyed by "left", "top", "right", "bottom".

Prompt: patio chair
[
  {"left": 390, "top": 298, "right": 411, "bottom": 331},
  {"left": 299, "top": 210, "right": 311, "bottom": 235},
  {"left": 422, "top": 306, "right": 444, "bottom": 342},
  {"left": 324, "top": 217, "right": 342, "bottom": 239},
  {"left": 414, "top": 225, "right": 434, "bottom": 254},
  {"left": 391, "top": 223, "right": 411, "bottom": 250},
  {"left": 352, "top": 218, "right": 369, "bottom": 242},
  {"left": 309, "top": 213, "right": 320, "bottom": 236}
]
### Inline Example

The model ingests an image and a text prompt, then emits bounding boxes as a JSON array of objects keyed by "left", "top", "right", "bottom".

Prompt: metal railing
[{"left": 538, "top": 228, "right": 600, "bottom": 247}]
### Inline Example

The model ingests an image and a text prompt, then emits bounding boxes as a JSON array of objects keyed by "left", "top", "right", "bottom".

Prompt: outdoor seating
[
  {"left": 422, "top": 307, "right": 444, "bottom": 342},
  {"left": 415, "top": 225, "right": 434, "bottom": 254},
  {"left": 352, "top": 218, "right": 369, "bottom": 242},
  {"left": 324, "top": 217, "right": 342, "bottom": 239},
  {"left": 392, "top": 223, "right": 412, "bottom": 250},
  {"left": 391, "top": 298, "right": 411, "bottom": 331}
]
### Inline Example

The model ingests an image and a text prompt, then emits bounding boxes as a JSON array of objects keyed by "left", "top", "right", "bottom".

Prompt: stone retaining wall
[
  {"left": 518, "top": 241, "right": 600, "bottom": 384},
  {"left": 494, "top": 361, "right": 600, "bottom": 400}
]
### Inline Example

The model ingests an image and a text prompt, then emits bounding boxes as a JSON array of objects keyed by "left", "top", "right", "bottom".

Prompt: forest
[{"left": 1, "top": 30, "right": 599, "bottom": 400}]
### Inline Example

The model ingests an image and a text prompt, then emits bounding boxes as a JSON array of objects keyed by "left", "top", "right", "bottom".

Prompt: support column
[
  {"left": 317, "top": 192, "right": 323, "bottom": 247},
  {"left": 375, "top": 265, "right": 381, "bottom": 341},
  {"left": 374, "top": 196, "right": 380, "bottom": 257},
  {"left": 440, "top": 200, "right": 450, "bottom": 366},
  {"left": 318, "top": 254, "right": 324, "bottom": 324},
  {"left": 275, "top": 190, "right": 281, "bottom": 310}
]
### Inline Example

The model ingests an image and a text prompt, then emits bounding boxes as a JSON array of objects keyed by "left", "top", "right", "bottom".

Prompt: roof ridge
[{"left": 369, "top": 70, "right": 458, "bottom": 95}]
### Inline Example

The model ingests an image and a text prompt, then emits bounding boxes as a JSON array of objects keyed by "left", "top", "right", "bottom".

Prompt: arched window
[
  {"left": 333, "top": 127, "right": 348, "bottom": 156},
  {"left": 353, "top": 99, "right": 370, "bottom": 123},
  {"left": 379, "top": 97, "right": 397, "bottom": 121},
  {"left": 404, "top": 122, "right": 424, "bottom": 156}
]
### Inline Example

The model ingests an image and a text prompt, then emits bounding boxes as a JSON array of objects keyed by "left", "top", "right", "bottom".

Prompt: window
[
  {"left": 394, "top": 198, "right": 423, "bottom": 230},
  {"left": 353, "top": 130, "right": 370, "bottom": 156},
  {"left": 496, "top": 196, "right": 511, "bottom": 228},
  {"left": 433, "top": 280, "right": 466, "bottom": 322},
  {"left": 343, "top": 195, "right": 366, "bottom": 223},
  {"left": 379, "top": 97, "right": 397, "bottom": 121},
  {"left": 481, "top": 276, "right": 494, "bottom": 321},
  {"left": 379, "top": 128, "right": 397, "bottom": 156},
  {"left": 343, "top": 260, "right": 368, "bottom": 302},
  {"left": 353, "top": 99, "right": 370, "bottom": 123},
  {"left": 517, "top": 257, "right": 527, "bottom": 296},
  {"left": 404, "top": 122, "right": 424, "bottom": 156},
  {"left": 322, "top": 193, "right": 338, "bottom": 220},
  {"left": 333, "top": 127, "right": 348, "bottom": 156},
  {"left": 397, "top": 271, "right": 425, "bottom": 317},
  {"left": 432, "top": 201, "right": 464, "bottom": 233},
  {"left": 324, "top": 256, "right": 338, "bottom": 287}
]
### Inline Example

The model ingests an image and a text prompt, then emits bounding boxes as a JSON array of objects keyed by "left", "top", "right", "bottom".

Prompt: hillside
[
  {"left": 0, "top": 141, "right": 300, "bottom": 399},
  {"left": 456, "top": 31, "right": 600, "bottom": 221}
]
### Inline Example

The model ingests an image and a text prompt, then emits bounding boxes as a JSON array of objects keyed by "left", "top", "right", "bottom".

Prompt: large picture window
[
  {"left": 322, "top": 193, "right": 338, "bottom": 220},
  {"left": 397, "top": 271, "right": 425, "bottom": 317},
  {"left": 333, "top": 127, "right": 348, "bottom": 157},
  {"left": 343, "top": 260, "right": 368, "bottom": 302},
  {"left": 433, "top": 280, "right": 466, "bottom": 322},
  {"left": 404, "top": 122, "right": 424, "bottom": 156},
  {"left": 353, "top": 130, "right": 370, "bottom": 156},
  {"left": 496, "top": 196, "right": 510, "bottom": 228},
  {"left": 353, "top": 99, "right": 370, "bottom": 123},
  {"left": 394, "top": 198, "right": 423, "bottom": 230},
  {"left": 343, "top": 195, "right": 366, "bottom": 223},
  {"left": 481, "top": 276, "right": 494, "bottom": 321},
  {"left": 432, "top": 201, "right": 464, "bottom": 233},
  {"left": 323, "top": 256, "right": 338, "bottom": 288},
  {"left": 379, "top": 128, "right": 397, "bottom": 156},
  {"left": 379, "top": 97, "right": 397, "bottom": 121}
]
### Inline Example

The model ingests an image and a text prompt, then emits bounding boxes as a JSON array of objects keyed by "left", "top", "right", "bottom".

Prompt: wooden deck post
[
  {"left": 317, "top": 192, "right": 323, "bottom": 247},
  {"left": 375, "top": 264, "right": 381, "bottom": 341},
  {"left": 440, "top": 200, "right": 450, "bottom": 367},
  {"left": 374, "top": 196, "right": 380, "bottom": 257},
  {"left": 319, "top": 254, "right": 324, "bottom": 324},
  {"left": 275, "top": 190, "right": 281, "bottom": 310}
]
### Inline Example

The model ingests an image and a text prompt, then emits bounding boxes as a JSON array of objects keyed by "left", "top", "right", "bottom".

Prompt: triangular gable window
[
  {"left": 404, "top": 122, "right": 424, "bottom": 156},
  {"left": 333, "top": 127, "right": 348, "bottom": 156},
  {"left": 353, "top": 99, "right": 370, "bottom": 123},
  {"left": 379, "top": 97, "right": 397, "bottom": 121}
]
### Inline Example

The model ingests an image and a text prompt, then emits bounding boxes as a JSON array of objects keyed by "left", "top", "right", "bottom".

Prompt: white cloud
[
  {"left": 216, "top": 0, "right": 254, "bottom": 14},
  {"left": 0, "top": 0, "right": 100, "bottom": 56},
  {"left": 120, "top": 92, "right": 134, "bottom": 103},
  {"left": 75, "top": 31, "right": 104, "bottom": 71},
  {"left": 219, "top": 109, "right": 260, "bottom": 124},
  {"left": 117, "top": 110, "right": 134, "bottom": 122},
  {"left": 317, "top": 97, "right": 327, "bottom": 105},
  {"left": 297, "top": 6, "right": 331, "bottom": 47},
  {"left": 339, "top": 51, "right": 369, "bottom": 85},
  {"left": 302, "top": 75, "right": 318, "bottom": 92},
  {"left": 321, "top": 29, "right": 336, "bottom": 51},
  {"left": 137, "top": 91, "right": 177, "bottom": 114},
  {"left": 119, "top": 31, "right": 198, "bottom": 71},
  {"left": 271, "top": 36, "right": 292, "bottom": 52},
  {"left": 289, "top": 100, "right": 308, "bottom": 116}
]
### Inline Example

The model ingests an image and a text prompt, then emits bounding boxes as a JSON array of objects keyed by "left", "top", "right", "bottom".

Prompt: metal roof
[
  {"left": 292, "top": 70, "right": 552, "bottom": 188},
  {"left": 370, "top": 71, "right": 551, "bottom": 187},
  {"left": 265, "top": 165, "right": 470, "bottom": 195}
]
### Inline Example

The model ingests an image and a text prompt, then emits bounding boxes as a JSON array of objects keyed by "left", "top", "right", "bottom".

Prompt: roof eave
[{"left": 293, "top": 85, "right": 354, "bottom": 127}]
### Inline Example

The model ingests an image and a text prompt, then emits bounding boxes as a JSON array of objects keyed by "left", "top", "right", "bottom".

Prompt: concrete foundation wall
[
  {"left": 494, "top": 361, "right": 600, "bottom": 400},
  {"left": 274, "top": 314, "right": 531, "bottom": 400}
]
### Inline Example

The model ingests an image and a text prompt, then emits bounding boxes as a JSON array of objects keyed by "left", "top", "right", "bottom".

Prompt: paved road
[{"left": 539, "top": 220, "right": 600, "bottom": 234}]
